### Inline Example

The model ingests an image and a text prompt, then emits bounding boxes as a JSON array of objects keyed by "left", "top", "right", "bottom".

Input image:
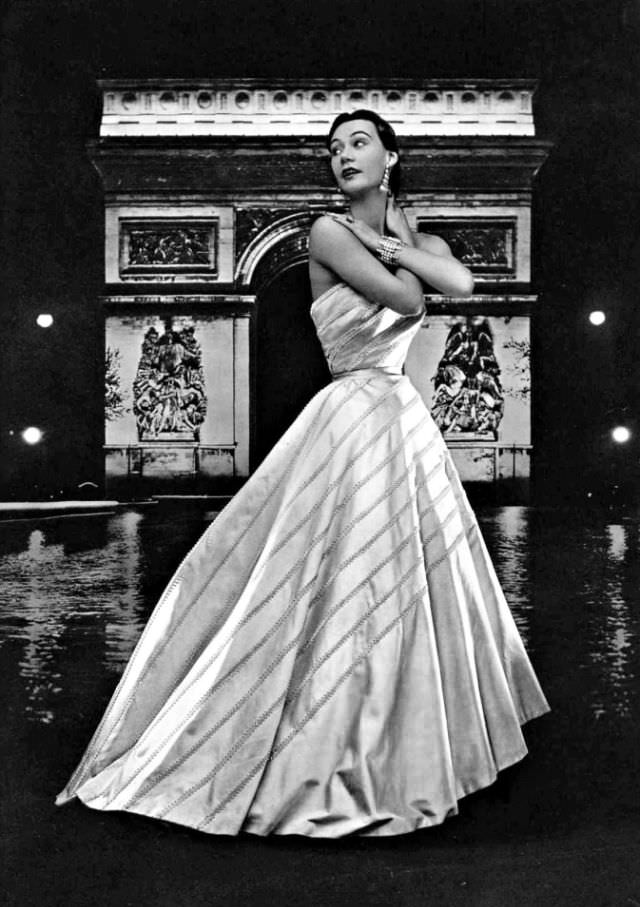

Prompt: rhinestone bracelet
[{"left": 375, "top": 236, "right": 405, "bottom": 267}]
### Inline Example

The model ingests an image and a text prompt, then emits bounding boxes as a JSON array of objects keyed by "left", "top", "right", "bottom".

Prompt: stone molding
[
  {"left": 235, "top": 207, "right": 301, "bottom": 263},
  {"left": 99, "top": 79, "right": 537, "bottom": 138},
  {"left": 119, "top": 218, "right": 218, "bottom": 277},
  {"left": 235, "top": 211, "right": 314, "bottom": 288},
  {"left": 105, "top": 204, "right": 234, "bottom": 284},
  {"left": 101, "top": 295, "right": 255, "bottom": 306}
]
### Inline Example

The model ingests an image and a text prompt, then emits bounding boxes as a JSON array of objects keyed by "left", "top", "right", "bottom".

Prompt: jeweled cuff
[{"left": 375, "top": 236, "right": 405, "bottom": 267}]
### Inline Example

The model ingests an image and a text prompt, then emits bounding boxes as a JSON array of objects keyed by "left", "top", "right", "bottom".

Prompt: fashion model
[{"left": 57, "top": 110, "right": 549, "bottom": 837}]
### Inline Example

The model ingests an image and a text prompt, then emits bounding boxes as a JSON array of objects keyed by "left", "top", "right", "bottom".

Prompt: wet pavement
[{"left": 2, "top": 505, "right": 640, "bottom": 906}]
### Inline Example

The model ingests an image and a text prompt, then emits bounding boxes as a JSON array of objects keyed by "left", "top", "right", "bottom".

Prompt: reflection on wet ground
[{"left": 2, "top": 506, "right": 640, "bottom": 905}]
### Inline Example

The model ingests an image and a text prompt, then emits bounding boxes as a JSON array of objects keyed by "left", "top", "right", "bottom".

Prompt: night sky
[{"left": 2, "top": 0, "right": 640, "bottom": 502}]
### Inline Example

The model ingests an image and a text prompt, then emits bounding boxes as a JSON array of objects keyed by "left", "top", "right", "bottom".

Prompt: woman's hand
[
  {"left": 385, "top": 196, "right": 414, "bottom": 246},
  {"left": 326, "top": 213, "right": 380, "bottom": 255}
]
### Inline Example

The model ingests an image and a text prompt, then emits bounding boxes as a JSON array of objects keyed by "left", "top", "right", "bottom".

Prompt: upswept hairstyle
[{"left": 326, "top": 108, "right": 402, "bottom": 197}]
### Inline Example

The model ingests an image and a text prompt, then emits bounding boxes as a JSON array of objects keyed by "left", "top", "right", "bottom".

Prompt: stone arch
[
  {"left": 240, "top": 210, "right": 330, "bottom": 465},
  {"left": 235, "top": 211, "right": 315, "bottom": 294}
]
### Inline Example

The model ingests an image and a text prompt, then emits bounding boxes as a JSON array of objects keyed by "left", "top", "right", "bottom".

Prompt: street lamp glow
[
  {"left": 22, "top": 427, "right": 43, "bottom": 445},
  {"left": 36, "top": 313, "right": 54, "bottom": 328},
  {"left": 612, "top": 426, "right": 631, "bottom": 444},
  {"left": 589, "top": 310, "right": 606, "bottom": 326}
]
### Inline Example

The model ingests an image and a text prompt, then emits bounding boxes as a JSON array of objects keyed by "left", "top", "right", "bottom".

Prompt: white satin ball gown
[{"left": 57, "top": 281, "right": 549, "bottom": 837}]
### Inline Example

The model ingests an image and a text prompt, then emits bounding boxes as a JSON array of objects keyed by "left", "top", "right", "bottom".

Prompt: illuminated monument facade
[{"left": 93, "top": 80, "right": 550, "bottom": 500}]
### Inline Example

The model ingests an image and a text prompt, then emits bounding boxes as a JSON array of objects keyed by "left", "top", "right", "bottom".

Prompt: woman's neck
[{"left": 348, "top": 190, "right": 387, "bottom": 234}]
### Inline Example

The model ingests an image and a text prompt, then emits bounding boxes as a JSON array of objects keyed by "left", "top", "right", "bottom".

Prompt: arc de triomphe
[{"left": 95, "top": 80, "right": 549, "bottom": 501}]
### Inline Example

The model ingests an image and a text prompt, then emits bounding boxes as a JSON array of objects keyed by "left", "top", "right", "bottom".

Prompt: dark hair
[{"left": 326, "top": 108, "right": 402, "bottom": 197}]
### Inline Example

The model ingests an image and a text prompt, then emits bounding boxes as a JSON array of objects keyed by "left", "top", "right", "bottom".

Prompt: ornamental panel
[
  {"left": 132, "top": 319, "right": 208, "bottom": 441},
  {"left": 406, "top": 314, "right": 531, "bottom": 446},
  {"left": 119, "top": 219, "right": 218, "bottom": 279}
]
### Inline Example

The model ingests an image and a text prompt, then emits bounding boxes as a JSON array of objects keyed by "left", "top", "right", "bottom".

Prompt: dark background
[{"left": 2, "top": 0, "right": 639, "bottom": 503}]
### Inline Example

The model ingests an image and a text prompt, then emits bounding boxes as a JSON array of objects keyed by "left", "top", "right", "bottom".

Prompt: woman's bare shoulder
[
  {"left": 309, "top": 213, "right": 344, "bottom": 248},
  {"left": 308, "top": 217, "right": 344, "bottom": 298}
]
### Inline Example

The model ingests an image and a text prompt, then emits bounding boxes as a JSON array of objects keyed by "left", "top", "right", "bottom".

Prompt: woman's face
[{"left": 328, "top": 119, "right": 396, "bottom": 197}]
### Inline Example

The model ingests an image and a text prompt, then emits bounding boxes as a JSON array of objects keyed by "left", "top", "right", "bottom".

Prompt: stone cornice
[
  {"left": 88, "top": 138, "right": 551, "bottom": 192},
  {"left": 98, "top": 79, "right": 538, "bottom": 138}
]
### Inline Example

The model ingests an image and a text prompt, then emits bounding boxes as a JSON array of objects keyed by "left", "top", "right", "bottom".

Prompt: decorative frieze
[{"left": 99, "top": 79, "right": 536, "bottom": 137}]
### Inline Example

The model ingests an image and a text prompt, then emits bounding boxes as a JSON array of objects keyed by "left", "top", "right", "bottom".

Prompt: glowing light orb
[
  {"left": 589, "top": 310, "right": 606, "bottom": 326},
  {"left": 36, "top": 314, "right": 54, "bottom": 328},
  {"left": 22, "top": 427, "right": 43, "bottom": 445},
  {"left": 612, "top": 426, "right": 631, "bottom": 444}
]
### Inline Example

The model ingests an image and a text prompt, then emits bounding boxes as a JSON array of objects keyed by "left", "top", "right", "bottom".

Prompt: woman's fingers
[{"left": 326, "top": 213, "right": 379, "bottom": 253}]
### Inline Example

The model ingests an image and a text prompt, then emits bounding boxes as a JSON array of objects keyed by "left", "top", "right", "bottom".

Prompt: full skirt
[{"left": 57, "top": 372, "right": 549, "bottom": 837}]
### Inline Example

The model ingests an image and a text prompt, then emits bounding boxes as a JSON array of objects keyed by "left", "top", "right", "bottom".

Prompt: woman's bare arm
[
  {"left": 309, "top": 215, "right": 425, "bottom": 315},
  {"left": 384, "top": 197, "right": 474, "bottom": 297},
  {"left": 395, "top": 232, "right": 474, "bottom": 298}
]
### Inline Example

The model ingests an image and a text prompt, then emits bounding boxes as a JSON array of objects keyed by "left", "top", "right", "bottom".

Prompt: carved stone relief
[
  {"left": 120, "top": 219, "right": 218, "bottom": 278},
  {"left": 105, "top": 346, "right": 127, "bottom": 422},
  {"left": 132, "top": 318, "right": 207, "bottom": 440},
  {"left": 431, "top": 317, "right": 504, "bottom": 439}
]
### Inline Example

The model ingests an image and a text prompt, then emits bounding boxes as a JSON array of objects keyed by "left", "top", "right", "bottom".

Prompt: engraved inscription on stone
[
  {"left": 417, "top": 220, "right": 516, "bottom": 277},
  {"left": 120, "top": 219, "right": 218, "bottom": 277}
]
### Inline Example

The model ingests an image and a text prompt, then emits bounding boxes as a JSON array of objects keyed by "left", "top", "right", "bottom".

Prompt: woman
[{"left": 57, "top": 110, "right": 548, "bottom": 837}]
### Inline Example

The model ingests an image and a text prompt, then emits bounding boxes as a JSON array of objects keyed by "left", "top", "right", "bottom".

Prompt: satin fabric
[{"left": 57, "top": 282, "right": 549, "bottom": 837}]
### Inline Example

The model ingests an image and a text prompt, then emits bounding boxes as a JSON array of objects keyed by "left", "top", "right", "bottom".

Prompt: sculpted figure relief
[
  {"left": 432, "top": 318, "right": 504, "bottom": 438},
  {"left": 132, "top": 321, "right": 207, "bottom": 440}
]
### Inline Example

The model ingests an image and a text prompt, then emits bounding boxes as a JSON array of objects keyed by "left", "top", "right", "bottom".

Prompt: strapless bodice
[{"left": 310, "top": 282, "right": 424, "bottom": 377}]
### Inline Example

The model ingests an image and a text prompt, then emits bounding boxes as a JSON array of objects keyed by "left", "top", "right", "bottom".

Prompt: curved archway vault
[
  {"left": 237, "top": 211, "right": 331, "bottom": 466},
  {"left": 235, "top": 211, "right": 316, "bottom": 295}
]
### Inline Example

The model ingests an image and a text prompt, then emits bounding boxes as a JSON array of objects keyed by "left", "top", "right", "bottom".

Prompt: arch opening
[{"left": 253, "top": 256, "right": 330, "bottom": 467}]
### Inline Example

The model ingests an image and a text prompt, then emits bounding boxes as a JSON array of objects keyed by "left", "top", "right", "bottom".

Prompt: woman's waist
[{"left": 330, "top": 365, "right": 405, "bottom": 381}]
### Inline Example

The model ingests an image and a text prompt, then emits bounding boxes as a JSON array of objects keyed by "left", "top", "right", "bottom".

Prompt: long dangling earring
[{"left": 379, "top": 159, "right": 392, "bottom": 194}]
